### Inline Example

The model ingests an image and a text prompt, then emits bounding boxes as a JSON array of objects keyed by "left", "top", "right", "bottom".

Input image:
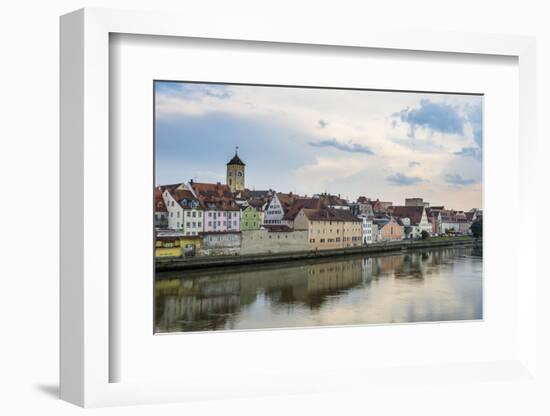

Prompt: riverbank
[{"left": 155, "top": 236, "right": 475, "bottom": 272}]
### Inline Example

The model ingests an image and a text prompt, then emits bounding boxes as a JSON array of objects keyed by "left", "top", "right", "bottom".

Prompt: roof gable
[{"left": 389, "top": 206, "right": 425, "bottom": 225}]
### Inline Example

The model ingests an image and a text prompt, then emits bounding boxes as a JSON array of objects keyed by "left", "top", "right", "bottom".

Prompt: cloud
[
  {"left": 454, "top": 147, "right": 482, "bottom": 160},
  {"left": 386, "top": 172, "right": 424, "bottom": 186},
  {"left": 408, "top": 160, "right": 420, "bottom": 168},
  {"left": 308, "top": 138, "right": 374, "bottom": 155},
  {"left": 202, "top": 86, "right": 233, "bottom": 99},
  {"left": 465, "top": 103, "right": 483, "bottom": 147},
  {"left": 445, "top": 174, "right": 478, "bottom": 186},
  {"left": 393, "top": 99, "right": 464, "bottom": 137},
  {"left": 156, "top": 82, "right": 234, "bottom": 100},
  {"left": 317, "top": 119, "right": 328, "bottom": 129}
]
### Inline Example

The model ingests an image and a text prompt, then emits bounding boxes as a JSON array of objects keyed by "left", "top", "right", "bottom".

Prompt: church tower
[{"left": 226, "top": 147, "right": 245, "bottom": 193}]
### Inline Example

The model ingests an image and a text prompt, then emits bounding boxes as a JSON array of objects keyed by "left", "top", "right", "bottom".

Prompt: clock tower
[{"left": 226, "top": 147, "right": 245, "bottom": 192}]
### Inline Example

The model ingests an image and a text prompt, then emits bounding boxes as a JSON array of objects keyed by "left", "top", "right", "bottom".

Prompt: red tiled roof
[
  {"left": 190, "top": 182, "right": 239, "bottom": 211},
  {"left": 167, "top": 188, "right": 202, "bottom": 210},
  {"left": 191, "top": 182, "right": 233, "bottom": 198},
  {"left": 240, "top": 189, "right": 272, "bottom": 199},
  {"left": 301, "top": 208, "right": 361, "bottom": 222},
  {"left": 389, "top": 206, "right": 425, "bottom": 225},
  {"left": 318, "top": 194, "right": 348, "bottom": 207},
  {"left": 282, "top": 198, "right": 322, "bottom": 220},
  {"left": 154, "top": 187, "right": 167, "bottom": 212},
  {"left": 157, "top": 183, "right": 184, "bottom": 193},
  {"left": 247, "top": 199, "right": 267, "bottom": 209},
  {"left": 171, "top": 188, "right": 196, "bottom": 201},
  {"left": 276, "top": 192, "right": 303, "bottom": 208}
]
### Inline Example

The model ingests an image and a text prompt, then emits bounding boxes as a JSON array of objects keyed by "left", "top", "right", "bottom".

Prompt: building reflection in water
[{"left": 155, "top": 246, "right": 482, "bottom": 332}]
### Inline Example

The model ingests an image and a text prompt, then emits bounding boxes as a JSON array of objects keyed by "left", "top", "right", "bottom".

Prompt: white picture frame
[{"left": 60, "top": 8, "right": 537, "bottom": 407}]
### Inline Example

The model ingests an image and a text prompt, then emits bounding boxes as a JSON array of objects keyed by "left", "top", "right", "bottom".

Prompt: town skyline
[{"left": 155, "top": 82, "right": 483, "bottom": 211}]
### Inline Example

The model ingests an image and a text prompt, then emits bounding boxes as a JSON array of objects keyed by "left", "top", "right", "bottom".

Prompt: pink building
[
  {"left": 203, "top": 206, "right": 240, "bottom": 232},
  {"left": 189, "top": 182, "right": 241, "bottom": 233}
]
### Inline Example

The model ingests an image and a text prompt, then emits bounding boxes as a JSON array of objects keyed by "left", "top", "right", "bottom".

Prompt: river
[{"left": 155, "top": 245, "right": 482, "bottom": 333}]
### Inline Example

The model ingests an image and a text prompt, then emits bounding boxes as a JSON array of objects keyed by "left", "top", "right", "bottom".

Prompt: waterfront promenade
[{"left": 156, "top": 236, "right": 475, "bottom": 273}]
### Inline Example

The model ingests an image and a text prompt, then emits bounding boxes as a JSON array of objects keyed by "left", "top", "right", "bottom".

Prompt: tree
[
  {"left": 470, "top": 217, "right": 483, "bottom": 238},
  {"left": 421, "top": 230, "right": 430, "bottom": 240}
]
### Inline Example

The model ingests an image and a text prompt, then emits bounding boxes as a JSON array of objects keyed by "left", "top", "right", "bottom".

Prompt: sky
[{"left": 155, "top": 81, "right": 483, "bottom": 211}]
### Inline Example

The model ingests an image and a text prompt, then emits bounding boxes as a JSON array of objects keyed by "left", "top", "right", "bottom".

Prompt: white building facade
[
  {"left": 162, "top": 190, "right": 204, "bottom": 236},
  {"left": 263, "top": 194, "right": 285, "bottom": 225},
  {"left": 359, "top": 215, "right": 374, "bottom": 244}
]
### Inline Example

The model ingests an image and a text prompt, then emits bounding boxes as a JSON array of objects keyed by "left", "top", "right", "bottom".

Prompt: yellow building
[
  {"left": 155, "top": 233, "right": 201, "bottom": 258},
  {"left": 294, "top": 208, "right": 362, "bottom": 251}
]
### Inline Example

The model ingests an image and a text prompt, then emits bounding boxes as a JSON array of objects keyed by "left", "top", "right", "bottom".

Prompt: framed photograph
[
  {"left": 153, "top": 81, "right": 484, "bottom": 334},
  {"left": 60, "top": 8, "right": 537, "bottom": 407}
]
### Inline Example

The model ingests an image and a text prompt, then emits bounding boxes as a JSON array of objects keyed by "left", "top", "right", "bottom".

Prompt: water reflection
[{"left": 155, "top": 246, "right": 482, "bottom": 333}]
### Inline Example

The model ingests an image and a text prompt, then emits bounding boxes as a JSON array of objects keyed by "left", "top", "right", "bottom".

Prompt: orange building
[{"left": 373, "top": 217, "right": 404, "bottom": 242}]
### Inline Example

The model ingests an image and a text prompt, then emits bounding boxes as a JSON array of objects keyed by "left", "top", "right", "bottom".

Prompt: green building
[{"left": 240, "top": 205, "right": 262, "bottom": 230}]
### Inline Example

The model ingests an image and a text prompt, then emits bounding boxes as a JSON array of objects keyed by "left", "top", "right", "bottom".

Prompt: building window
[
  {"left": 198, "top": 222, "right": 202, "bottom": 227},
  {"left": 186, "top": 222, "right": 191, "bottom": 227},
  {"left": 309, "top": 238, "right": 315, "bottom": 243},
  {"left": 320, "top": 239, "right": 325, "bottom": 243},
  {"left": 192, "top": 211, "right": 196, "bottom": 218}
]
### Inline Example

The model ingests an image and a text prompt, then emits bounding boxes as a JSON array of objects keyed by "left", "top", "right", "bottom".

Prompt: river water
[{"left": 155, "top": 245, "right": 482, "bottom": 333}]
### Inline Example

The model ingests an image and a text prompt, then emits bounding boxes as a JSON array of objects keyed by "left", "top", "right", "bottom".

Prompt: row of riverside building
[{"left": 155, "top": 150, "right": 482, "bottom": 258}]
